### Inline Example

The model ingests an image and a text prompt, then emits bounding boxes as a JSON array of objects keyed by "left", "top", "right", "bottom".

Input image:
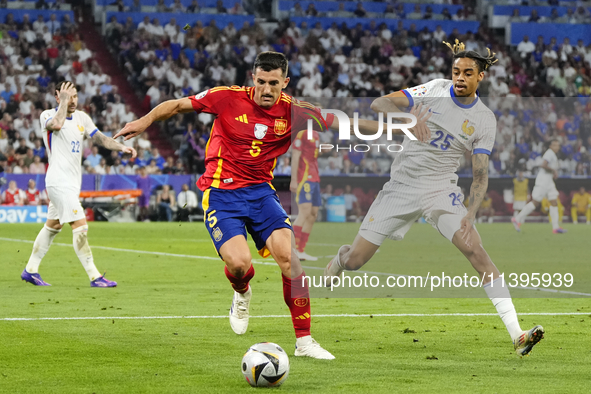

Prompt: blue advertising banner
[{"left": 0, "top": 206, "right": 48, "bottom": 224}]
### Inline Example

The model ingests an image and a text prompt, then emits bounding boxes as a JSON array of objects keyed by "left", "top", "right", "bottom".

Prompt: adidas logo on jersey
[
  {"left": 294, "top": 312, "right": 310, "bottom": 320},
  {"left": 235, "top": 114, "right": 248, "bottom": 123}
]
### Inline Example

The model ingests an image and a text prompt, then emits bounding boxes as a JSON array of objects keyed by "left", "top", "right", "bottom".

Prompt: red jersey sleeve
[
  {"left": 189, "top": 87, "right": 243, "bottom": 115},
  {"left": 291, "top": 99, "right": 334, "bottom": 133}
]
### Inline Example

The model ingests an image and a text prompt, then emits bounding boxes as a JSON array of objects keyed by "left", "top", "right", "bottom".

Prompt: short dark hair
[
  {"left": 444, "top": 40, "right": 498, "bottom": 73},
  {"left": 253, "top": 52, "right": 288, "bottom": 77},
  {"left": 54, "top": 80, "right": 77, "bottom": 95}
]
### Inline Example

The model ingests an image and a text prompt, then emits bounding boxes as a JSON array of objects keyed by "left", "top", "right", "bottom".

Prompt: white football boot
[
  {"left": 294, "top": 336, "right": 335, "bottom": 360},
  {"left": 229, "top": 287, "right": 252, "bottom": 335}
]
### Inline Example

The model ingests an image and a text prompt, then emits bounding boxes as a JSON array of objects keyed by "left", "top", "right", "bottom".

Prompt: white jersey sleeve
[
  {"left": 471, "top": 111, "right": 497, "bottom": 155},
  {"left": 401, "top": 79, "right": 449, "bottom": 107},
  {"left": 82, "top": 112, "right": 99, "bottom": 139},
  {"left": 40, "top": 110, "right": 53, "bottom": 131}
]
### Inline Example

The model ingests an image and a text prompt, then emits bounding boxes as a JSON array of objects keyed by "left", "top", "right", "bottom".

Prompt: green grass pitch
[{"left": 1, "top": 222, "right": 590, "bottom": 393}]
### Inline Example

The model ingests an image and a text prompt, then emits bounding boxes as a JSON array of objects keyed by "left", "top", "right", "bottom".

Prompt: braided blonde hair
[{"left": 443, "top": 39, "right": 498, "bottom": 71}]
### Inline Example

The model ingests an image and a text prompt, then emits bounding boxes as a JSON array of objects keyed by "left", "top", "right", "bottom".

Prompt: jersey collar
[
  {"left": 55, "top": 107, "right": 73, "bottom": 120},
  {"left": 449, "top": 86, "right": 479, "bottom": 109}
]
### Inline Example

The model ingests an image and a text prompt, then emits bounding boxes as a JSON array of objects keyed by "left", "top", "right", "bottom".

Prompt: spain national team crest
[
  {"left": 460, "top": 119, "right": 475, "bottom": 140},
  {"left": 274, "top": 119, "right": 288, "bottom": 135},
  {"left": 212, "top": 227, "right": 223, "bottom": 242},
  {"left": 254, "top": 123, "right": 268, "bottom": 139},
  {"left": 294, "top": 298, "right": 308, "bottom": 307}
]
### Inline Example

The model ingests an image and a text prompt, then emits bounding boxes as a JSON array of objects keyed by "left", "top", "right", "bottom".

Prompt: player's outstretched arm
[
  {"left": 328, "top": 103, "right": 431, "bottom": 142},
  {"left": 114, "top": 97, "right": 195, "bottom": 141},
  {"left": 370, "top": 91, "right": 410, "bottom": 114},
  {"left": 92, "top": 131, "right": 137, "bottom": 158},
  {"left": 47, "top": 82, "right": 77, "bottom": 131},
  {"left": 461, "top": 153, "right": 489, "bottom": 247}
]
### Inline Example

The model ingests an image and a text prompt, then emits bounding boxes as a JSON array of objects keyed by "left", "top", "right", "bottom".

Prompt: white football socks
[
  {"left": 26, "top": 225, "right": 61, "bottom": 273},
  {"left": 72, "top": 225, "right": 101, "bottom": 281},
  {"left": 484, "top": 277, "right": 522, "bottom": 340},
  {"left": 516, "top": 201, "right": 536, "bottom": 223},
  {"left": 549, "top": 205, "right": 560, "bottom": 230}
]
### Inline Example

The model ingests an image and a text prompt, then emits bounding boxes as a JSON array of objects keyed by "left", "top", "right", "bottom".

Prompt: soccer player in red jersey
[
  {"left": 290, "top": 128, "right": 321, "bottom": 261},
  {"left": 116, "top": 51, "right": 431, "bottom": 359},
  {"left": 115, "top": 52, "right": 340, "bottom": 359}
]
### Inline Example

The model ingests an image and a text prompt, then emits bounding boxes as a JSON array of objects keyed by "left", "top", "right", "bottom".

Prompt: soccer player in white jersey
[
  {"left": 324, "top": 40, "right": 544, "bottom": 357},
  {"left": 21, "top": 81, "right": 137, "bottom": 287},
  {"left": 512, "top": 139, "right": 566, "bottom": 233}
]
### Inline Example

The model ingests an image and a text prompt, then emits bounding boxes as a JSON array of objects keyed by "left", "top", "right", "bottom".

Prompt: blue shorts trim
[
  {"left": 202, "top": 183, "right": 291, "bottom": 258},
  {"left": 296, "top": 181, "right": 321, "bottom": 207}
]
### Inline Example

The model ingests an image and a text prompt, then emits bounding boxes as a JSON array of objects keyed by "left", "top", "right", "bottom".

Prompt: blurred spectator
[
  {"left": 86, "top": 146, "right": 102, "bottom": 168},
  {"left": 150, "top": 147, "right": 166, "bottom": 169},
  {"left": 477, "top": 193, "right": 495, "bottom": 223},
  {"left": 343, "top": 185, "right": 361, "bottom": 222},
  {"left": 157, "top": 184, "right": 176, "bottom": 221},
  {"left": 29, "top": 155, "right": 45, "bottom": 174},
  {"left": 136, "top": 166, "right": 151, "bottom": 221},
  {"left": 571, "top": 187, "right": 591, "bottom": 224},
  {"left": 177, "top": 183, "right": 199, "bottom": 221},
  {"left": 274, "top": 156, "right": 291, "bottom": 175},
  {"left": 25, "top": 179, "right": 47, "bottom": 205},
  {"left": 1, "top": 180, "right": 26, "bottom": 205},
  {"left": 94, "top": 158, "right": 108, "bottom": 175}
]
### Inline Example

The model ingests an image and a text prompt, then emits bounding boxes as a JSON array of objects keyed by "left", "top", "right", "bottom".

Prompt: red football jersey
[
  {"left": 26, "top": 188, "right": 42, "bottom": 205},
  {"left": 2, "top": 189, "right": 26, "bottom": 205},
  {"left": 293, "top": 129, "right": 320, "bottom": 184},
  {"left": 190, "top": 86, "right": 333, "bottom": 191}
]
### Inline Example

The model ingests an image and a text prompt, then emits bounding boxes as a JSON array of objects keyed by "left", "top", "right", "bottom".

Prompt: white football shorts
[
  {"left": 47, "top": 186, "right": 85, "bottom": 225},
  {"left": 359, "top": 180, "right": 469, "bottom": 245},
  {"left": 531, "top": 181, "right": 559, "bottom": 202}
]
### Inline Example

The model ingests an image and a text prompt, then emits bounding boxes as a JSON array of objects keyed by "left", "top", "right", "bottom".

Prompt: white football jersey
[
  {"left": 535, "top": 149, "right": 558, "bottom": 185},
  {"left": 41, "top": 108, "right": 99, "bottom": 189},
  {"left": 390, "top": 79, "right": 497, "bottom": 187}
]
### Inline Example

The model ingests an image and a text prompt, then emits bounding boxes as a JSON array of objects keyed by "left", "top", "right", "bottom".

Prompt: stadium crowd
[
  {"left": 2, "top": 3, "right": 591, "bottom": 193},
  {"left": 101, "top": 2, "right": 591, "bottom": 178},
  {"left": 0, "top": 11, "right": 188, "bottom": 179}
]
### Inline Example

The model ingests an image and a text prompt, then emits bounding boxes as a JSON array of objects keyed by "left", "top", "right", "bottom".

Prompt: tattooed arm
[
  {"left": 459, "top": 153, "right": 489, "bottom": 247},
  {"left": 92, "top": 131, "right": 137, "bottom": 158}
]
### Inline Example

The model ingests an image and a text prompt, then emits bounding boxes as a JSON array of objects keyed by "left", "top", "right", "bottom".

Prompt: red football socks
[
  {"left": 298, "top": 232, "right": 309, "bottom": 253},
  {"left": 282, "top": 272, "right": 311, "bottom": 338},
  {"left": 224, "top": 264, "right": 254, "bottom": 294}
]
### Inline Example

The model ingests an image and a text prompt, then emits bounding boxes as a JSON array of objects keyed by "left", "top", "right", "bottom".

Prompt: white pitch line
[
  {"left": 1, "top": 312, "right": 589, "bottom": 322},
  {"left": 3, "top": 237, "right": 591, "bottom": 297}
]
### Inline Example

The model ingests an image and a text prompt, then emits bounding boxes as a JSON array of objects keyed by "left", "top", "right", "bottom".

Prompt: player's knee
[
  {"left": 273, "top": 247, "right": 292, "bottom": 266},
  {"left": 309, "top": 210, "right": 318, "bottom": 221},
  {"left": 224, "top": 254, "right": 251, "bottom": 277}
]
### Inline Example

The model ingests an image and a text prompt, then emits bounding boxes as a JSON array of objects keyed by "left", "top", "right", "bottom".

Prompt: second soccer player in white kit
[{"left": 21, "top": 81, "right": 137, "bottom": 287}]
